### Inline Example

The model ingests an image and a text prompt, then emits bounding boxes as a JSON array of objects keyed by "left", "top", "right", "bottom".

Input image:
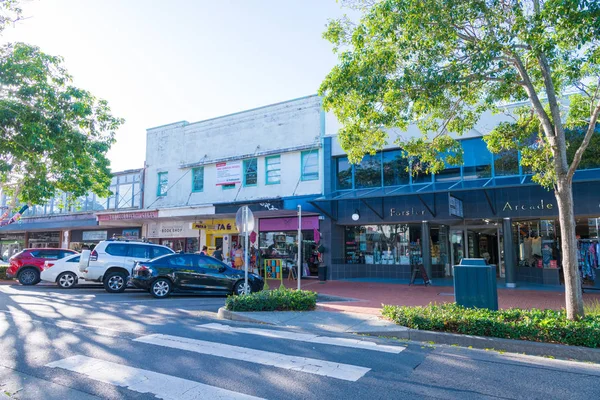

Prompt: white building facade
[{"left": 124, "top": 95, "right": 328, "bottom": 271}]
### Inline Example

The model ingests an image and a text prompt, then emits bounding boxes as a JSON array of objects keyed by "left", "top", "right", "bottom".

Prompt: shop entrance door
[
  {"left": 449, "top": 225, "right": 502, "bottom": 277},
  {"left": 449, "top": 229, "right": 465, "bottom": 276}
]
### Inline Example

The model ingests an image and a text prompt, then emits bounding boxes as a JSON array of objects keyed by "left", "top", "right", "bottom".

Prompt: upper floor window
[
  {"left": 462, "top": 138, "right": 492, "bottom": 179},
  {"left": 336, "top": 157, "right": 352, "bottom": 190},
  {"left": 244, "top": 158, "right": 258, "bottom": 186},
  {"left": 192, "top": 167, "right": 204, "bottom": 192},
  {"left": 157, "top": 172, "right": 168, "bottom": 196},
  {"left": 265, "top": 155, "right": 281, "bottom": 185},
  {"left": 355, "top": 154, "right": 381, "bottom": 188},
  {"left": 383, "top": 150, "right": 410, "bottom": 186},
  {"left": 301, "top": 150, "right": 319, "bottom": 181}
]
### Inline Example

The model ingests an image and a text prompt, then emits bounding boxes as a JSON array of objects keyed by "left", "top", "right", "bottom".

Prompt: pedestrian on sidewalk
[
  {"left": 234, "top": 245, "right": 244, "bottom": 269},
  {"left": 199, "top": 246, "right": 208, "bottom": 256},
  {"left": 213, "top": 246, "right": 223, "bottom": 261}
]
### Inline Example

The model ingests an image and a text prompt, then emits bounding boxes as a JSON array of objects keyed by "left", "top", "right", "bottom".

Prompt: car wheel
[
  {"left": 103, "top": 271, "right": 128, "bottom": 293},
  {"left": 57, "top": 272, "right": 78, "bottom": 289},
  {"left": 233, "top": 280, "right": 251, "bottom": 296},
  {"left": 18, "top": 268, "right": 40, "bottom": 286},
  {"left": 150, "top": 278, "right": 172, "bottom": 299}
]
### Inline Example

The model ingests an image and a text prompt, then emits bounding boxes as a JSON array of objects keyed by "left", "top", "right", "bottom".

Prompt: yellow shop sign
[{"left": 192, "top": 219, "right": 238, "bottom": 234}]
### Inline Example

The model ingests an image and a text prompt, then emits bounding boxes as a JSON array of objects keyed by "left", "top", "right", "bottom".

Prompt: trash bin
[
  {"left": 318, "top": 263, "right": 327, "bottom": 281},
  {"left": 453, "top": 258, "right": 498, "bottom": 310}
]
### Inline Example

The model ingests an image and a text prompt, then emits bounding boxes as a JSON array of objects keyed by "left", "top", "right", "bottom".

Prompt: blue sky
[{"left": 1, "top": 0, "right": 347, "bottom": 171}]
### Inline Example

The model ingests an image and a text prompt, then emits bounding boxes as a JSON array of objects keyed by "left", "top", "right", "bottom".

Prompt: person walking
[
  {"left": 199, "top": 246, "right": 208, "bottom": 256},
  {"left": 213, "top": 246, "right": 223, "bottom": 261}
]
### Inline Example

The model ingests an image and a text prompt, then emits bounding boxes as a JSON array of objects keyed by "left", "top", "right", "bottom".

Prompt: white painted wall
[
  {"left": 144, "top": 95, "right": 324, "bottom": 209},
  {"left": 329, "top": 104, "right": 524, "bottom": 156}
]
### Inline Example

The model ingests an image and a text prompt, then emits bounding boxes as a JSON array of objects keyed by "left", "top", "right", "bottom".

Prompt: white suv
[{"left": 79, "top": 240, "right": 174, "bottom": 293}]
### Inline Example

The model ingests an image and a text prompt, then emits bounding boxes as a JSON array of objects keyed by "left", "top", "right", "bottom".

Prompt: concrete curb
[
  {"left": 217, "top": 307, "right": 275, "bottom": 325},
  {"left": 360, "top": 328, "right": 600, "bottom": 363}
]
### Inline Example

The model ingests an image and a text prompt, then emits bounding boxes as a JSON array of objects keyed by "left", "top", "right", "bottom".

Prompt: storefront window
[
  {"left": 355, "top": 154, "right": 381, "bottom": 188},
  {"left": 431, "top": 226, "right": 449, "bottom": 267},
  {"left": 344, "top": 224, "right": 422, "bottom": 265},
  {"left": 259, "top": 230, "right": 317, "bottom": 276},
  {"left": 513, "top": 220, "right": 558, "bottom": 268},
  {"left": 336, "top": 156, "right": 352, "bottom": 190}
]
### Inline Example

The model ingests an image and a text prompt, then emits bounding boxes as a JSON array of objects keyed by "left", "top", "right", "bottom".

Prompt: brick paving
[{"left": 270, "top": 278, "right": 600, "bottom": 315}]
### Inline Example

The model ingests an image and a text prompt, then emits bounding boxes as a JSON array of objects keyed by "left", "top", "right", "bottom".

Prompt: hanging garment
[{"left": 531, "top": 237, "right": 542, "bottom": 257}]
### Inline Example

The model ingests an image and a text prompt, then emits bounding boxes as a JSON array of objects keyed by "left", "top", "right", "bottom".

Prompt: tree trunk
[{"left": 555, "top": 176, "right": 584, "bottom": 320}]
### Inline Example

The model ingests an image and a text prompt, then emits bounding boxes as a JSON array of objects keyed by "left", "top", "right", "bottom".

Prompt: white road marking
[
  {"left": 134, "top": 333, "right": 371, "bottom": 382},
  {"left": 46, "top": 355, "right": 263, "bottom": 400},
  {"left": 197, "top": 323, "right": 405, "bottom": 354}
]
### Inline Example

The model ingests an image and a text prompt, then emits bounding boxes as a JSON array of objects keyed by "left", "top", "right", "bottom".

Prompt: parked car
[
  {"left": 78, "top": 239, "right": 174, "bottom": 293},
  {"left": 40, "top": 253, "right": 86, "bottom": 289},
  {"left": 131, "top": 253, "right": 264, "bottom": 298},
  {"left": 6, "top": 248, "right": 78, "bottom": 286}
]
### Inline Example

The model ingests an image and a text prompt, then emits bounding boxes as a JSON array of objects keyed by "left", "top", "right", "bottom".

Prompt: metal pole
[
  {"left": 244, "top": 206, "right": 249, "bottom": 294},
  {"left": 297, "top": 205, "right": 302, "bottom": 290}
]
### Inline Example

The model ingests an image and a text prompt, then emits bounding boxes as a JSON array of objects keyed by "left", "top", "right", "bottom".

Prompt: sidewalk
[{"left": 269, "top": 278, "right": 600, "bottom": 315}]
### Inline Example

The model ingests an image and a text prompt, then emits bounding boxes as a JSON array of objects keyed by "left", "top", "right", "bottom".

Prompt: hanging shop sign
[
  {"left": 97, "top": 210, "right": 158, "bottom": 222},
  {"left": 82, "top": 230, "right": 108, "bottom": 241},
  {"left": 449, "top": 194, "right": 464, "bottom": 218},
  {"left": 192, "top": 219, "right": 238, "bottom": 234},
  {"left": 147, "top": 222, "right": 197, "bottom": 238},
  {"left": 216, "top": 161, "right": 241, "bottom": 186}
]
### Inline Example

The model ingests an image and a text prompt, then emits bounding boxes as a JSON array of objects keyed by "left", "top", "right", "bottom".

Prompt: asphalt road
[{"left": 0, "top": 283, "right": 599, "bottom": 400}]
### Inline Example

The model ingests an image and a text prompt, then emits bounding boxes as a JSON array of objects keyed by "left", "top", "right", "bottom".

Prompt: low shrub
[
  {"left": 225, "top": 287, "right": 317, "bottom": 312},
  {"left": 382, "top": 303, "right": 600, "bottom": 348},
  {"left": 584, "top": 299, "right": 600, "bottom": 317},
  {"left": 0, "top": 266, "right": 9, "bottom": 280}
]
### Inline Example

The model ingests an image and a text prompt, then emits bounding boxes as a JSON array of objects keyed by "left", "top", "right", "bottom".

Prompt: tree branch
[
  {"left": 511, "top": 52, "right": 556, "bottom": 139},
  {"left": 568, "top": 102, "right": 600, "bottom": 179}
]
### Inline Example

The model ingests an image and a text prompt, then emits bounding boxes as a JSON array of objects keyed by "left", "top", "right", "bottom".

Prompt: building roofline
[{"left": 146, "top": 94, "right": 319, "bottom": 132}]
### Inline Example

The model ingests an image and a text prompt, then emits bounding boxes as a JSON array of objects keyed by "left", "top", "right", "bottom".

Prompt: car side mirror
[{"left": 218, "top": 266, "right": 227, "bottom": 273}]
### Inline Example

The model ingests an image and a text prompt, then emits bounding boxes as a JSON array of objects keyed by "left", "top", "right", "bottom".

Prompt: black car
[{"left": 130, "top": 253, "right": 264, "bottom": 298}]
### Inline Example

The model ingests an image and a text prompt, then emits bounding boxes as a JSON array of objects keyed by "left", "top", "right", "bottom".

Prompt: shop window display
[
  {"left": 344, "top": 224, "right": 422, "bottom": 265},
  {"left": 513, "top": 220, "right": 558, "bottom": 269},
  {"left": 259, "top": 231, "right": 316, "bottom": 276}
]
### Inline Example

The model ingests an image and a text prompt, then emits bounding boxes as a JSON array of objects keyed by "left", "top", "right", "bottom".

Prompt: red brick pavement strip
[{"left": 267, "top": 279, "right": 600, "bottom": 315}]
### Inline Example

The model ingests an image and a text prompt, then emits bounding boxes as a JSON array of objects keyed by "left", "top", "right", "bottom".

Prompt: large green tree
[
  {"left": 320, "top": 0, "right": 600, "bottom": 319},
  {"left": 0, "top": 1, "right": 123, "bottom": 211}
]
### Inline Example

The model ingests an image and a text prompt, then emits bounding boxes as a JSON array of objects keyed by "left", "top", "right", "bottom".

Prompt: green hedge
[
  {"left": 382, "top": 303, "right": 600, "bottom": 348},
  {"left": 226, "top": 288, "right": 317, "bottom": 312},
  {"left": 0, "top": 266, "right": 9, "bottom": 280}
]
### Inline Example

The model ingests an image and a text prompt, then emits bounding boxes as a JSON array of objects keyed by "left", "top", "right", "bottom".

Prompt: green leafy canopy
[
  {"left": 319, "top": 0, "right": 600, "bottom": 185},
  {"left": 0, "top": 42, "right": 124, "bottom": 206}
]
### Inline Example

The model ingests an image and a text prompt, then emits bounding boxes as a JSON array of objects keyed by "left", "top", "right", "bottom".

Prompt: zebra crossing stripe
[
  {"left": 197, "top": 323, "right": 405, "bottom": 354},
  {"left": 46, "top": 355, "right": 263, "bottom": 400},
  {"left": 134, "top": 333, "right": 371, "bottom": 382}
]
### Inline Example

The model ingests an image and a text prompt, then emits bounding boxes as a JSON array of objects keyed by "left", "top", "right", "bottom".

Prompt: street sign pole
[
  {"left": 244, "top": 206, "right": 249, "bottom": 294},
  {"left": 236, "top": 205, "right": 254, "bottom": 295},
  {"left": 297, "top": 205, "right": 302, "bottom": 290}
]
